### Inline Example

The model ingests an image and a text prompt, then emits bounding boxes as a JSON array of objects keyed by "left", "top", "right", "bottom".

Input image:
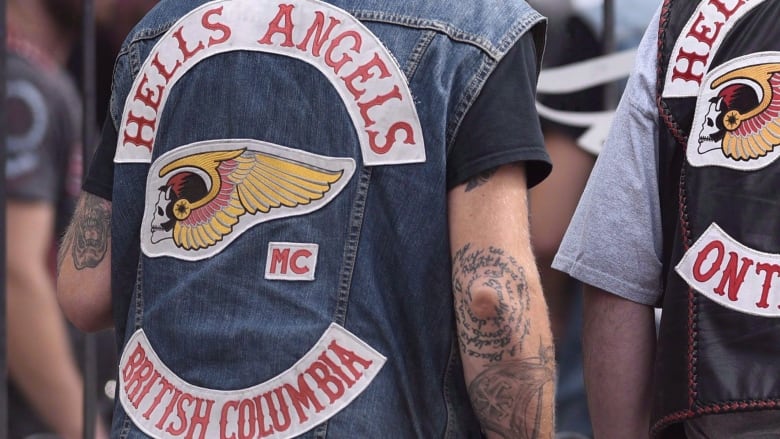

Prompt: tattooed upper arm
[
  {"left": 59, "top": 193, "right": 112, "bottom": 271},
  {"left": 464, "top": 164, "right": 525, "bottom": 193},
  {"left": 465, "top": 169, "right": 499, "bottom": 192}
]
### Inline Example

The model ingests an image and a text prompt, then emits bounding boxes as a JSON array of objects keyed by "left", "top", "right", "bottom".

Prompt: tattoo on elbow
[
  {"left": 71, "top": 195, "right": 111, "bottom": 270},
  {"left": 452, "top": 244, "right": 531, "bottom": 362}
]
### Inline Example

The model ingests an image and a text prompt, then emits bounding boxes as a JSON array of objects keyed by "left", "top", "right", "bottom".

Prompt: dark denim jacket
[{"left": 108, "top": 0, "right": 544, "bottom": 437}]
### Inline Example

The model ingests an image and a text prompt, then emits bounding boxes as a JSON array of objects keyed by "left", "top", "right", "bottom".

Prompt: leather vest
[
  {"left": 106, "top": 0, "right": 545, "bottom": 437},
  {"left": 655, "top": 0, "right": 780, "bottom": 436}
]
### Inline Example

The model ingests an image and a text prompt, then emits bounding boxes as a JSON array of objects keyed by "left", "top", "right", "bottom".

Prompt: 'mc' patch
[
  {"left": 118, "top": 324, "right": 386, "bottom": 439},
  {"left": 265, "top": 242, "right": 319, "bottom": 281},
  {"left": 676, "top": 223, "right": 780, "bottom": 317},
  {"left": 141, "top": 139, "right": 354, "bottom": 260},
  {"left": 687, "top": 52, "right": 780, "bottom": 170},
  {"left": 115, "top": 0, "right": 425, "bottom": 166}
]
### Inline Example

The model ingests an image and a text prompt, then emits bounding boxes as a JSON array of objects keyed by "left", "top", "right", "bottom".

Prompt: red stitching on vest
[
  {"left": 656, "top": 0, "right": 700, "bottom": 429},
  {"left": 652, "top": 400, "right": 780, "bottom": 436},
  {"left": 656, "top": 0, "right": 690, "bottom": 148},
  {"left": 651, "top": 409, "right": 695, "bottom": 436},
  {"left": 679, "top": 168, "right": 698, "bottom": 408}
]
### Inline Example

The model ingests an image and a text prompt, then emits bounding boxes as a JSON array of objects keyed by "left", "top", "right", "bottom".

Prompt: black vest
[{"left": 655, "top": 0, "right": 780, "bottom": 436}]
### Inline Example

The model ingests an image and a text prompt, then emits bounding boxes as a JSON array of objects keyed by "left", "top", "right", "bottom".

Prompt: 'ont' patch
[{"left": 676, "top": 223, "right": 780, "bottom": 317}]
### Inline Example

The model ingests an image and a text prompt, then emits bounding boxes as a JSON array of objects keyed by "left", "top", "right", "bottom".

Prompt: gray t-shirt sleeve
[{"left": 552, "top": 4, "right": 664, "bottom": 306}]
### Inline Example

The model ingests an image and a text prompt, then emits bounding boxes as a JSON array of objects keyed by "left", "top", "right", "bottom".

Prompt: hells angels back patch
[
  {"left": 115, "top": 0, "right": 425, "bottom": 167},
  {"left": 141, "top": 139, "right": 355, "bottom": 260},
  {"left": 119, "top": 324, "right": 386, "bottom": 439},
  {"left": 688, "top": 52, "right": 780, "bottom": 170},
  {"left": 676, "top": 223, "right": 780, "bottom": 317}
]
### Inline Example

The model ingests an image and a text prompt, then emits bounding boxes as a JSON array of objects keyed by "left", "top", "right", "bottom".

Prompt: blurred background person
[
  {"left": 3, "top": 0, "right": 154, "bottom": 436},
  {"left": 68, "top": 0, "right": 158, "bottom": 126},
  {"left": 528, "top": 0, "right": 660, "bottom": 437},
  {"left": 5, "top": 0, "right": 97, "bottom": 437}
]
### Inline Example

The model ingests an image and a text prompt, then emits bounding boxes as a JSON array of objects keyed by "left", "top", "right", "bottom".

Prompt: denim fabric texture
[{"left": 107, "top": 1, "right": 544, "bottom": 437}]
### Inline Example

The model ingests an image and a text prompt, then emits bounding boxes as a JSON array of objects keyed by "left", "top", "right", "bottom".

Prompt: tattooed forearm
[
  {"left": 469, "top": 342, "right": 555, "bottom": 439},
  {"left": 452, "top": 244, "right": 530, "bottom": 361},
  {"left": 465, "top": 168, "right": 498, "bottom": 192},
  {"left": 60, "top": 194, "right": 111, "bottom": 270}
]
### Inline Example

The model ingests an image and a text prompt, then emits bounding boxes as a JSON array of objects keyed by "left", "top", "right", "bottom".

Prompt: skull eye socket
[
  {"left": 157, "top": 206, "right": 164, "bottom": 216},
  {"left": 707, "top": 118, "right": 714, "bottom": 127}
]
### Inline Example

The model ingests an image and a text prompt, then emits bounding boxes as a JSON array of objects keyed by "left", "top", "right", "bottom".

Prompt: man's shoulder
[{"left": 125, "top": 0, "right": 544, "bottom": 58}]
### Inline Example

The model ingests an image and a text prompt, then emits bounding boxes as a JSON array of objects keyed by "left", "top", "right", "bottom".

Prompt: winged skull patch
[
  {"left": 141, "top": 139, "right": 355, "bottom": 260},
  {"left": 689, "top": 52, "right": 780, "bottom": 171}
]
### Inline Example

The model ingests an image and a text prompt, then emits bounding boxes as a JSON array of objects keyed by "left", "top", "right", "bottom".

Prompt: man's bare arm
[
  {"left": 583, "top": 285, "right": 656, "bottom": 439},
  {"left": 7, "top": 201, "right": 85, "bottom": 439},
  {"left": 449, "top": 164, "right": 555, "bottom": 439},
  {"left": 57, "top": 191, "right": 113, "bottom": 332}
]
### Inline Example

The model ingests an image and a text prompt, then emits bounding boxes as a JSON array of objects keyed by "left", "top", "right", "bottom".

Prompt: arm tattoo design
[
  {"left": 452, "top": 244, "right": 530, "bottom": 362},
  {"left": 469, "top": 342, "right": 555, "bottom": 439},
  {"left": 464, "top": 168, "right": 498, "bottom": 192},
  {"left": 453, "top": 245, "right": 554, "bottom": 436},
  {"left": 66, "top": 194, "right": 111, "bottom": 270}
]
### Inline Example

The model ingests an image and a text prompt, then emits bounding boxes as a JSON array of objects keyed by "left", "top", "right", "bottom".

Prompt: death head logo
[
  {"left": 697, "top": 83, "right": 760, "bottom": 154},
  {"left": 141, "top": 140, "right": 355, "bottom": 260},
  {"left": 150, "top": 171, "right": 209, "bottom": 244},
  {"left": 689, "top": 54, "right": 780, "bottom": 170}
]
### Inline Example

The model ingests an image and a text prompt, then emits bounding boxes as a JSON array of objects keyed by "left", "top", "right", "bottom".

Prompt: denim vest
[
  {"left": 107, "top": 0, "right": 544, "bottom": 438},
  {"left": 655, "top": 0, "right": 780, "bottom": 436}
]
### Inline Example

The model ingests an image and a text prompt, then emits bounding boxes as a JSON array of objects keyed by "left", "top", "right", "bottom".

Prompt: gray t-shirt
[
  {"left": 552, "top": 5, "right": 664, "bottom": 306},
  {"left": 553, "top": 5, "right": 780, "bottom": 434}
]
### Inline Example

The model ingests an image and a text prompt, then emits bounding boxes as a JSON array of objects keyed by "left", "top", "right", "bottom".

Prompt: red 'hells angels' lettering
[
  {"left": 676, "top": 223, "right": 780, "bottom": 317},
  {"left": 115, "top": 0, "right": 425, "bottom": 166},
  {"left": 662, "top": 0, "right": 765, "bottom": 98},
  {"left": 118, "top": 324, "right": 385, "bottom": 439}
]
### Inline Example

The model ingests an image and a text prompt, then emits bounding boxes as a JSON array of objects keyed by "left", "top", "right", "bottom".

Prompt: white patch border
[
  {"left": 675, "top": 222, "right": 780, "bottom": 318},
  {"left": 119, "top": 323, "right": 386, "bottom": 439},
  {"left": 687, "top": 51, "right": 780, "bottom": 171},
  {"left": 140, "top": 138, "right": 355, "bottom": 260},
  {"left": 265, "top": 242, "right": 320, "bottom": 281},
  {"left": 663, "top": 0, "right": 766, "bottom": 98},
  {"left": 115, "top": 0, "right": 425, "bottom": 166}
]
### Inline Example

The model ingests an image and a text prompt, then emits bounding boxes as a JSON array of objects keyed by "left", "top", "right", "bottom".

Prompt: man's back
[{"left": 80, "top": 1, "right": 551, "bottom": 437}]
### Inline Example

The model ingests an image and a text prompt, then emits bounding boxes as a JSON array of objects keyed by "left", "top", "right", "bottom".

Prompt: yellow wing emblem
[
  {"left": 157, "top": 148, "right": 345, "bottom": 250},
  {"left": 708, "top": 64, "right": 780, "bottom": 160}
]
